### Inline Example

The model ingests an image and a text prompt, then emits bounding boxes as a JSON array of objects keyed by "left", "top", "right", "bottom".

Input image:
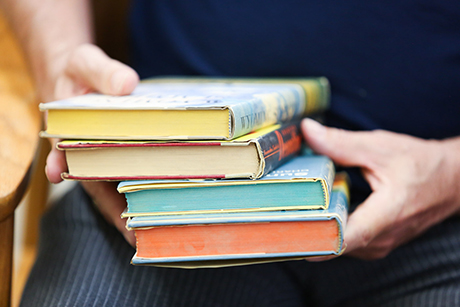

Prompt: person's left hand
[{"left": 301, "top": 118, "right": 460, "bottom": 260}]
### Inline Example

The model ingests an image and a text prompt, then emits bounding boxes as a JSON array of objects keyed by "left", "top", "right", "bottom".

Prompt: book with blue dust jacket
[{"left": 118, "top": 155, "right": 335, "bottom": 217}]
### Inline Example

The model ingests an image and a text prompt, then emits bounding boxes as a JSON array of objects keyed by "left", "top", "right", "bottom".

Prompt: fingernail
[
  {"left": 305, "top": 255, "right": 335, "bottom": 262},
  {"left": 303, "top": 118, "right": 326, "bottom": 138},
  {"left": 111, "top": 70, "right": 129, "bottom": 94}
]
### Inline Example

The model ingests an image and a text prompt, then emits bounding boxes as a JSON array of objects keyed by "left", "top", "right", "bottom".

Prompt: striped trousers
[{"left": 20, "top": 184, "right": 460, "bottom": 306}]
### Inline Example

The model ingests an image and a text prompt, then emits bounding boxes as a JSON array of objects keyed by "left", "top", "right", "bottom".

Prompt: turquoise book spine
[{"left": 119, "top": 155, "right": 335, "bottom": 216}]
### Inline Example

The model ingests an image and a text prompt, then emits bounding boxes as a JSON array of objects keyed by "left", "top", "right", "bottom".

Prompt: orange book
[
  {"left": 127, "top": 175, "right": 349, "bottom": 268},
  {"left": 136, "top": 220, "right": 339, "bottom": 259}
]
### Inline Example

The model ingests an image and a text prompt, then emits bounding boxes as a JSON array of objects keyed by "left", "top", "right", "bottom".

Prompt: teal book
[
  {"left": 126, "top": 175, "right": 349, "bottom": 268},
  {"left": 118, "top": 155, "right": 335, "bottom": 217},
  {"left": 39, "top": 77, "right": 329, "bottom": 140}
]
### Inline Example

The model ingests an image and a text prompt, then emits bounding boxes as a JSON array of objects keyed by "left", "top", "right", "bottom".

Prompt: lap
[
  {"left": 20, "top": 185, "right": 307, "bottom": 307},
  {"left": 308, "top": 216, "right": 460, "bottom": 306},
  {"left": 20, "top": 185, "right": 460, "bottom": 307}
]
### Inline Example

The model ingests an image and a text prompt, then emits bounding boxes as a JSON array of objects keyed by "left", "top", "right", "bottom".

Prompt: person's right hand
[
  {"left": 302, "top": 118, "right": 460, "bottom": 261},
  {"left": 44, "top": 44, "right": 139, "bottom": 246}
]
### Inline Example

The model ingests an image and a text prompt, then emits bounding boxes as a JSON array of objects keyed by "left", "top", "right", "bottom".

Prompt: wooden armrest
[
  {"left": 0, "top": 1, "right": 130, "bottom": 304},
  {"left": 0, "top": 12, "right": 41, "bottom": 307}
]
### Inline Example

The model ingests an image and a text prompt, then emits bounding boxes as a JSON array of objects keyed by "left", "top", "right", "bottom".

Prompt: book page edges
[
  {"left": 131, "top": 255, "right": 327, "bottom": 269},
  {"left": 121, "top": 204, "right": 327, "bottom": 218},
  {"left": 41, "top": 131, "right": 231, "bottom": 141},
  {"left": 126, "top": 213, "right": 341, "bottom": 230},
  {"left": 60, "top": 141, "right": 259, "bottom": 181},
  {"left": 41, "top": 108, "right": 232, "bottom": 140},
  {"left": 61, "top": 173, "right": 230, "bottom": 181},
  {"left": 321, "top": 159, "right": 336, "bottom": 210},
  {"left": 56, "top": 140, "right": 225, "bottom": 149},
  {"left": 39, "top": 101, "right": 229, "bottom": 111}
]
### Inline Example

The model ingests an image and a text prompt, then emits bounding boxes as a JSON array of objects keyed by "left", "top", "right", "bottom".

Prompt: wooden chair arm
[
  {"left": 0, "top": 12, "right": 41, "bottom": 307},
  {"left": 0, "top": 1, "right": 130, "bottom": 304}
]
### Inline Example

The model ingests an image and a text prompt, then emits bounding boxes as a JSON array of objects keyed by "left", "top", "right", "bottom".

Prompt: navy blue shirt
[{"left": 129, "top": 1, "right": 460, "bottom": 203}]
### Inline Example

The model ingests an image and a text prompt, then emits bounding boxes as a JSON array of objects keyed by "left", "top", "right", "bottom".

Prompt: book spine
[
  {"left": 254, "top": 122, "right": 302, "bottom": 178},
  {"left": 329, "top": 186, "right": 350, "bottom": 254},
  {"left": 229, "top": 85, "right": 306, "bottom": 138},
  {"left": 321, "top": 157, "right": 336, "bottom": 208},
  {"left": 296, "top": 77, "right": 330, "bottom": 114}
]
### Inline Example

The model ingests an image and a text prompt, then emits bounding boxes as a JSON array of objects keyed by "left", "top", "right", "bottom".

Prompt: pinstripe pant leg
[
  {"left": 20, "top": 184, "right": 460, "bottom": 306},
  {"left": 304, "top": 216, "right": 460, "bottom": 307},
  {"left": 19, "top": 185, "right": 310, "bottom": 307}
]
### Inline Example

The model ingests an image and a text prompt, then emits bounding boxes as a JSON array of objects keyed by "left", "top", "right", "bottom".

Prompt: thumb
[
  {"left": 301, "top": 118, "right": 376, "bottom": 168},
  {"left": 65, "top": 44, "right": 139, "bottom": 95},
  {"left": 343, "top": 189, "right": 395, "bottom": 257}
]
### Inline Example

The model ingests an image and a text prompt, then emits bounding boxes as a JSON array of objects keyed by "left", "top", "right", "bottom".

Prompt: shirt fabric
[{"left": 129, "top": 0, "right": 460, "bottom": 202}]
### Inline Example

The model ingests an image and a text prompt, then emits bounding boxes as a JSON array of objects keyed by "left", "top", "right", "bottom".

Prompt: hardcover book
[
  {"left": 118, "top": 155, "right": 335, "bottom": 217},
  {"left": 57, "top": 122, "right": 302, "bottom": 181},
  {"left": 39, "top": 77, "right": 329, "bottom": 140},
  {"left": 126, "top": 174, "right": 349, "bottom": 268}
]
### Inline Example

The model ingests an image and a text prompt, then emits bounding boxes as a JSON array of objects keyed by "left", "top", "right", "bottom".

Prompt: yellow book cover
[{"left": 40, "top": 77, "right": 329, "bottom": 140}]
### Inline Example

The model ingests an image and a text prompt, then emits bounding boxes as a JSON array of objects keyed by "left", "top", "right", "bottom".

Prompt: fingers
[
  {"left": 81, "top": 181, "right": 136, "bottom": 246},
  {"left": 301, "top": 118, "right": 377, "bottom": 168},
  {"left": 45, "top": 138, "right": 67, "bottom": 183},
  {"left": 43, "top": 44, "right": 138, "bottom": 246},
  {"left": 47, "top": 45, "right": 138, "bottom": 179},
  {"left": 343, "top": 190, "right": 397, "bottom": 259},
  {"left": 65, "top": 44, "right": 139, "bottom": 96}
]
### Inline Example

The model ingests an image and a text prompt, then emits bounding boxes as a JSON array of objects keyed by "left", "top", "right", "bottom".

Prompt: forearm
[{"left": 0, "top": 0, "right": 94, "bottom": 99}]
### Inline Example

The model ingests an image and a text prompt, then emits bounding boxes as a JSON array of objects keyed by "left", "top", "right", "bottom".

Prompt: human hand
[
  {"left": 44, "top": 44, "right": 139, "bottom": 246},
  {"left": 301, "top": 118, "right": 460, "bottom": 260}
]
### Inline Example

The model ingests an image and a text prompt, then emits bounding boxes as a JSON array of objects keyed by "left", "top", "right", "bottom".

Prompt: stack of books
[
  {"left": 40, "top": 76, "right": 348, "bottom": 268},
  {"left": 119, "top": 159, "right": 348, "bottom": 268}
]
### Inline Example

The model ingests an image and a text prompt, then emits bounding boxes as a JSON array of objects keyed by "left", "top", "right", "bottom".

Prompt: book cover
[
  {"left": 118, "top": 155, "right": 335, "bottom": 217},
  {"left": 56, "top": 121, "right": 302, "bottom": 181},
  {"left": 127, "top": 175, "right": 349, "bottom": 268},
  {"left": 39, "top": 77, "right": 329, "bottom": 140},
  {"left": 150, "top": 76, "right": 330, "bottom": 115}
]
